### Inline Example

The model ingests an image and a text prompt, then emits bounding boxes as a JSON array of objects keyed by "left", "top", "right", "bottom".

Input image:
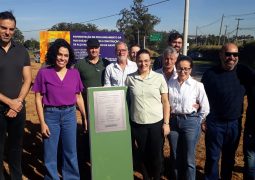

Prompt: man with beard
[
  {"left": 104, "top": 41, "right": 137, "bottom": 86},
  {"left": 153, "top": 32, "right": 185, "bottom": 70},
  {"left": 0, "top": 11, "right": 32, "bottom": 179},
  {"left": 75, "top": 38, "right": 109, "bottom": 179},
  {"left": 201, "top": 43, "right": 249, "bottom": 180}
]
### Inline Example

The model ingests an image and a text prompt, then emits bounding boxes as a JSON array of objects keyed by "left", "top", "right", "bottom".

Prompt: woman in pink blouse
[{"left": 32, "top": 39, "right": 87, "bottom": 180}]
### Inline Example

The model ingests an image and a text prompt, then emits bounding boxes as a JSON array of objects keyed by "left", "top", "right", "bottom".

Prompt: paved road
[{"left": 191, "top": 63, "right": 213, "bottom": 81}]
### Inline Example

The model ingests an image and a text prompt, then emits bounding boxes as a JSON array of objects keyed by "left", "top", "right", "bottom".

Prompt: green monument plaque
[{"left": 87, "top": 86, "right": 133, "bottom": 180}]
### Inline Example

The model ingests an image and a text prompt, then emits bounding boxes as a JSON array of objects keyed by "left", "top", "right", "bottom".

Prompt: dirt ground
[{"left": 3, "top": 62, "right": 245, "bottom": 179}]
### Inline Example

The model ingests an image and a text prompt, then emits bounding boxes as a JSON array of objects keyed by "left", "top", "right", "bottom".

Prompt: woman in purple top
[{"left": 32, "top": 39, "right": 87, "bottom": 180}]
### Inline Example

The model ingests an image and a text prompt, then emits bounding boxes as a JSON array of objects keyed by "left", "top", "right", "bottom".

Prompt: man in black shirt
[
  {"left": 0, "top": 11, "right": 31, "bottom": 179},
  {"left": 243, "top": 84, "right": 255, "bottom": 180},
  {"left": 201, "top": 43, "right": 251, "bottom": 180},
  {"left": 237, "top": 65, "right": 255, "bottom": 180}
]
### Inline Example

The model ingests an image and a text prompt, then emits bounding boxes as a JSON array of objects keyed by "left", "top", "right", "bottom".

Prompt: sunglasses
[{"left": 225, "top": 52, "right": 239, "bottom": 57}]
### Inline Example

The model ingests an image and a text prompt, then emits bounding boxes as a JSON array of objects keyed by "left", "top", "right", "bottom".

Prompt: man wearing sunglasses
[{"left": 201, "top": 43, "right": 254, "bottom": 180}]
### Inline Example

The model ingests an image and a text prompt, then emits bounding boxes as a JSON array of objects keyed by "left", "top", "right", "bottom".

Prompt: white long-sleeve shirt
[
  {"left": 104, "top": 59, "right": 137, "bottom": 87},
  {"left": 155, "top": 66, "right": 178, "bottom": 83},
  {"left": 168, "top": 76, "right": 210, "bottom": 120}
]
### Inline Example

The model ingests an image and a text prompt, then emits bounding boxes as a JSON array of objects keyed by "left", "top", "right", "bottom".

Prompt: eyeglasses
[
  {"left": 225, "top": 52, "right": 239, "bottom": 57},
  {"left": 176, "top": 67, "right": 191, "bottom": 73}
]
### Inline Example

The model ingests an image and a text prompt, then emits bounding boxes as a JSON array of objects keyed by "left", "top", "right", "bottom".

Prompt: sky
[{"left": 1, "top": 0, "right": 255, "bottom": 40}]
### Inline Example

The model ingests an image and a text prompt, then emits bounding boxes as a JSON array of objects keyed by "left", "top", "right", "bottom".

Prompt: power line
[
  {"left": 241, "top": 17, "right": 255, "bottom": 20},
  {"left": 198, "top": 18, "right": 221, "bottom": 29},
  {"left": 197, "top": 28, "right": 206, "bottom": 36},
  {"left": 197, "top": 11, "right": 255, "bottom": 30},
  {"left": 22, "top": 0, "right": 170, "bottom": 33},
  {"left": 226, "top": 28, "right": 236, "bottom": 36},
  {"left": 235, "top": 18, "right": 244, "bottom": 39},
  {"left": 144, "top": 0, "right": 170, "bottom": 8},
  {"left": 225, "top": 11, "right": 255, "bottom": 18},
  {"left": 79, "top": 13, "right": 121, "bottom": 24},
  {"left": 239, "top": 29, "right": 255, "bottom": 33},
  {"left": 240, "top": 27, "right": 255, "bottom": 30},
  {"left": 196, "top": 11, "right": 255, "bottom": 39},
  {"left": 78, "top": 0, "right": 171, "bottom": 24}
]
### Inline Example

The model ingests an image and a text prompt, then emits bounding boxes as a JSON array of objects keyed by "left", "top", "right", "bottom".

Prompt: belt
[
  {"left": 171, "top": 112, "right": 198, "bottom": 118},
  {"left": 44, "top": 105, "right": 75, "bottom": 109}
]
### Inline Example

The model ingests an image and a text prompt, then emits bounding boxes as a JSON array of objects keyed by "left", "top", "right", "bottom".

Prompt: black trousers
[
  {"left": 131, "top": 120, "right": 163, "bottom": 180},
  {"left": 0, "top": 104, "right": 25, "bottom": 180}
]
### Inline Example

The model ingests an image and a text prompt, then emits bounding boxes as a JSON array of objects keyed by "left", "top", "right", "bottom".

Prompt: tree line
[{"left": 15, "top": 0, "right": 254, "bottom": 54}]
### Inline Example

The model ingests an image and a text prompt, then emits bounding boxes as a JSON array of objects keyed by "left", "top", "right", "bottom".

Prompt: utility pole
[
  {"left": 143, "top": 35, "right": 146, "bottom": 49},
  {"left": 183, "top": 0, "right": 190, "bottom": 55},
  {"left": 235, "top": 18, "right": 244, "bottom": 41},
  {"left": 223, "top": 25, "right": 228, "bottom": 44},
  {"left": 218, "top": 14, "right": 224, "bottom": 45},
  {"left": 195, "top": 26, "right": 198, "bottom": 46},
  {"left": 137, "top": 29, "right": 140, "bottom": 46},
  {"left": 205, "top": 35, "right": 208, "bottom": 45}
]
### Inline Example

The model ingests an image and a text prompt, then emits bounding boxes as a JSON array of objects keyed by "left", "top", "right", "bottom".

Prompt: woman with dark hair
[
  {"left": 168, "top": 56, "right": 209, "bottom": 180},
  {"left": 126, "top": 49, "right": 170, "bottom": 180},
  {"left": 32, "top": 38, "right": 87, "bottom": 180},
  {"left": 45, "top": 38, "right": 76, "bottom": 68}
]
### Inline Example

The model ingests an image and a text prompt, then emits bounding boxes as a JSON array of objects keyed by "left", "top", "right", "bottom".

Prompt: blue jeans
[
  {"left": 0, "top": 104, "right": 25, "bottom": 180},
  {"left": 168, "top": 114, "right": 201, "bottom": 180},
  {"left": 43, "top": 106, "right": 79, "bottom": 180},
  {"left": 204, "top": 117, "right": 240, "bottom": 180},
  {"left": 243, "top": 130, "right": 255, "bottom": 180}
]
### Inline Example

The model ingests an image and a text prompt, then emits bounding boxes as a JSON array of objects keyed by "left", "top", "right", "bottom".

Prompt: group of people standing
[{"left": 0, "top": 10, "right": 254, "bottom": 180}]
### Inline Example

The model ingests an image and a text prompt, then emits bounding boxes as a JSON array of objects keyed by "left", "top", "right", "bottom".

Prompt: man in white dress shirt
[
  {"left": 104, "top": 41, "right": 137, "bottom": 86},
  {"left": 156, "top": 47, "right": 178, "bottom": 82},
  {"left": 155, "top": 47, "right": 178, "bottom": 178}
]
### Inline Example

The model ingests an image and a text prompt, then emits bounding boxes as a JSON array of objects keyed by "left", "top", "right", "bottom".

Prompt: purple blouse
[{"left": 32, "top": 67, "right": 84, "bottom": 106}]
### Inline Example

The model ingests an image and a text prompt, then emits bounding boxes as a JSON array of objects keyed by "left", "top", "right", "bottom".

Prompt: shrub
[{"left": 239, "top": 41, "right": 255, "bottom": 68}]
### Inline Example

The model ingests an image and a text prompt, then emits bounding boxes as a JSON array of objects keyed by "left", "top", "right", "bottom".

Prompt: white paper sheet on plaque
[{"left": 93, "top": 90, "right": 126, "bottom": 133}]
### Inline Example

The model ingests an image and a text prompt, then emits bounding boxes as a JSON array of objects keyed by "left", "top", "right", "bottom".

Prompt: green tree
[
  {"left": 100, "top": 29, "right": 118, "bottom": 32},
  {"left": 116, "top": 0, "right": 160, "bottom": 47},
  {"left": 239, "top": 40, "right": 255, "bottom": 67},
  {"left": 156, "top": 30, "right": 181, "bottom": 53},
  {"left": 157, "top": 31, "right": 170, "bottom": 53},
  {"left": 24, "top": 39, "right": 39, "bottom": 50},
  {"left": 49, "top": 22, "right": 99, "bottom": 32},
  {"left": 13, "top": 27, "right": 24, "bottom": 43}
]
